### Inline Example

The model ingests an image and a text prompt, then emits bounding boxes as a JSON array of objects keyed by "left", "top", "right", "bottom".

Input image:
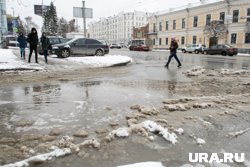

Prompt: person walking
[
  {"left": 165, "top": 37, "right": 182, "bottom": 68},
  {"left": 27, "top": 27, "right": 39, "bottom": 63},
  {"left": 17, "top": 32, "right": 27, "bottom": 59},
  {"left": 40, "top": 32, "right": 50, "bottom": 63}
]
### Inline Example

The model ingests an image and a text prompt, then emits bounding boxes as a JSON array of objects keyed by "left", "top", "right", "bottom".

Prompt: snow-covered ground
[
  {"left": 50, "top": 54, "right": 132, "bottom": 68},
  {"left": 0, "top": 49, "right": 132, "bottom": 72},
  {"left": 117, "top": 162, "right": 165, "bottom": 167},
  {"left": 0, "top": 49, "right": 43, "bottom": 71}
]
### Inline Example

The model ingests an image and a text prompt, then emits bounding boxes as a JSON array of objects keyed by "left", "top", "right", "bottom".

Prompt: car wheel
[
  {"left": 203, "top": 51, "right": 208, "bottom": 55},
  {"left": 221, "top": 51, "right": 227, "bottom": 56},
  {"left": 95, "top": 49, "right": 104, "bottom": 56},
  {"left": 195, "top": 50, "right": 199, "bottom": 54},
  {"left": 61, "top": 49, "right": 70, "bottom": 58},
  {"left": 182, "top": 49, "right": 186, "bottom": 53}
]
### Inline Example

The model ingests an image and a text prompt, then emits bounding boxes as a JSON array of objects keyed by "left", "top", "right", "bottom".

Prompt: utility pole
[{"left": 82, "top": 1, "right": 86, "bottom": 37}]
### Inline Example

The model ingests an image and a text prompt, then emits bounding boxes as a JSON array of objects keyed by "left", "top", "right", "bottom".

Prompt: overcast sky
[{"left": 6, "top": 0, "right": 218, "bottom": 29}]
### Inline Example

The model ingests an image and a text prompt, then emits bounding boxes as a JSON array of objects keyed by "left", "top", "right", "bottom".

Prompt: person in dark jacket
[
  {"left": 27, "top": 27, "right": 39, "bottom": 63},
  {"left": 40, "top": 32, "right": 50, "bottom": 63},
  {"left": 165, "top": 37, "right": 182, "bottom": 68},
  {"left": 17, "top": 32, "right": 27, "bottom": 59}
]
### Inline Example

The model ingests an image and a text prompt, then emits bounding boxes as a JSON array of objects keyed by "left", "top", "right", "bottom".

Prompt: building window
[
  {"left": 193, "top": 36, "right": 197, "bottom": 44},
  {"left": 173, "top": 20, "right": 176, "bottom": 30},
  {"left": 219, "top": 12, "right": 225, "bottom": 23},
  {"left": 159, "top": 22, "right": 162, "bottom": 31},
  {"left": 245, "top": 33, "right": 250, "bottom": 43},
  {"left": 247, "top": 8, "right": 250, "bottom": 22},
  {"left": 193, "top": 16, "right": 198, "bottom": 27},
  {"left": 165, "top": 38, "right": 168, "bottom": 45},
  {"left": 233, "top": 10, "right": 239, "bottom": 23},
  {"left": 181, "top": 36, "right": 185, "bottom": 45},
  {"left": 206, "top": 14, "right": 211, "bottom": 25},
  {"left": 159, "top": 38, "right": 162, "bottom": 45},
  {"left": 153, "top": 23, "right": 156, "bottom": 32},
  {"left": 166, "top": 21, "right": 169, "bottom": 30},
  {"left": 231, "top": 33, "right": 237, "bottom": 44},
  {"left": 153, "top": 39, "right": 156, "bottom": 45},
  {"left": 182, "top": 18, "right": 185, "bottom": 29}
]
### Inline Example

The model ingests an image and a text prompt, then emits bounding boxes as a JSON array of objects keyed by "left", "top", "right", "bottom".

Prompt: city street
[{"left": 0, "top": 49, "right": 250, "bottom": 167}]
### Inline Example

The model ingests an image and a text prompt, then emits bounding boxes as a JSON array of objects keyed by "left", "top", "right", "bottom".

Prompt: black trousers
[
  {"left": 28, "top": 46, "right": 38, "bottom": 63},
  {"left": 166, "top": 52, "right": 181, "bottom": 66}
]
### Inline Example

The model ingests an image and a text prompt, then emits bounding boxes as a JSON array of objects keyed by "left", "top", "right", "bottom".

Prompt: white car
[{"left": 182, "top": 44, "right": 206, "bottom": 54}]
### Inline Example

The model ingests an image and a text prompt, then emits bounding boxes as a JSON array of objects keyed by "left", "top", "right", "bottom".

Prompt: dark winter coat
[
  {"left": 40, "top": 36, "right": 50, "bottom": 51},
  {"left": 170, "top": 41, "right": 178, "bottom": 53},
  {"left": 17, "top": 35, "right": 27, "bottom": 48},
  {"left": 27, "top": 28, "right": 38, "bottom": 48}
]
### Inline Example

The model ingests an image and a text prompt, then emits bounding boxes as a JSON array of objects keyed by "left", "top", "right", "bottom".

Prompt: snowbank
[
  {"left": 0, "top": 49, "right": 43, "bottom": 71},
  {"left": 184, "top": 66, "right": 206, "bottom": 76},
  {"left": 61, "top": 55, "right": 132, "bottom": 67},
  {"left": 1, "top": 148, "right": 71, "bottom": 167},
  {"left": 117, "top": 162, "right": 165, "bottom": 167}
]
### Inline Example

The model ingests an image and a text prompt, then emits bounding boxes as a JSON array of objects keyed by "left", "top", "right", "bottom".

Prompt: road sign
[
  {"left": 73, "top": 7, "right": 93, "bottom": 18},
  {"left": 34, "top": 5, "right": 50, "bottom": 16}
]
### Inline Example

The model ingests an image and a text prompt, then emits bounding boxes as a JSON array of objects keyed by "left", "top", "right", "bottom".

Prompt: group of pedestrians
[{"left": 17, "top": 27, "right": 50, "bottom": 64}]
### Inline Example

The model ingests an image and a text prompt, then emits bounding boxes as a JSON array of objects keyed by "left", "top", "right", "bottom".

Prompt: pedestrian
[
  {"left": 27, "top": 27, "right": 39, "bottom": 63},
  {"left": 17, "top": 32, "right": 27, "bottom": 59},
  {"left": 165, "top": 37, "right": 182, "bottom": 68},
  {"left": 40, "top": 32, "right": 50, "bottom": 63}
]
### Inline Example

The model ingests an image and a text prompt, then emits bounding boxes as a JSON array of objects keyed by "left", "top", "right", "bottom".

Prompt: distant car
[
  {"left": 203, "top": 44, "right": 238, "bottom": 56},
  {"left": 182, "top": 44, "right": 206, "bottom": 54},
  {"left": 51, "top": 38, "right": 109, "bottom": 58},
  {"left": 3, "top": 35, "right": 19, "bottom": 47},
  {"left": 110, "top": 44, "right": 121, "bottom": 49},
  {"left": 38, "top": 36, "right": 70, "bottom": 55},
  {"left": 129, "top": 44, "right": 150, "bottom": 51}
]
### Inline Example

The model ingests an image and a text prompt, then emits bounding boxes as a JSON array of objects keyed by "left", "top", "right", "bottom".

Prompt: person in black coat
[
  {"left": 40, "top": 32, "right": 50, "bottom": 63},
  {"left": 17, "top": 32, "right": 27, "bottom": 59},
  {"left": 27, "top": 27, "right": 39, "bottom": 63},
  {"left": 165, "top": 37, "right": 182, "bottom": 68}
]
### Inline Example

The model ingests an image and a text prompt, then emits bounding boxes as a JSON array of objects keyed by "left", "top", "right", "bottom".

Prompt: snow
[
  {"left": 113, "top": 127, "right": 130, "bottom": 137},
  {"left": 0, "top": 49, "right": 43, "bottom": 71},
  {"left": 0, "top": 49, "right": 132, "bottom": 72},
  {"left": 1, "top": 148, "right": 71, "bottom": 167},
  {"left": 61, "top": 55, "right": 132, "bottom": 67},
  {"left": 142, "top": 120, "right": 178, "bottom": 144},
  {"left": 117, "top": 162, "right": 165, "bottom": 167},
  {"left": 196, "top": 138, "right": 206, "bottom": 145}
]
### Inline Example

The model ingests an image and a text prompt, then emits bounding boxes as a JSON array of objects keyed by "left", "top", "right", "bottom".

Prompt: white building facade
[
  {"left": 0, "top": 0, "right": 8, "bottom": 43},
  {"left": 88, "top": 11, "right": 149, "bottom": 45}
]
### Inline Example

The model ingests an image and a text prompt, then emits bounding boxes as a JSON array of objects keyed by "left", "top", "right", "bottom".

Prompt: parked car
[
  {"left": 182, "top": 44, "right": 206, "bottom": 54},
  {"left": 51, "top": 38, "right": 109, "bottom": 58},
  {"left": 2, "top": 35, "right": 19, "bottom": 47},
  {"left": 203, "top": 44, "right": 238, "bottom": 56},
  {"left": 129, "top": 44, "right": 150, "bottom": 51},
  {"left": 110, "top": 43, "right": 121, "bottom": 49},
  {"left": 38, "top": 36, "right": 70, "bottom": 55}
]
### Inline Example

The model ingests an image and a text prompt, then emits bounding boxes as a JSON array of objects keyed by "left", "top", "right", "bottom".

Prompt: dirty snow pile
[
  {"left": 106, "top": 120, "right": 179, "bottom": 144},
  {"left": 184, "top": 66, "right": 206, "bottom": 76},
  {"left": 1, "top": 148, "right": 71, "bottom": 167},
  {"left": 0, "top": 49, "right": 43, "bottom": 71},
  {"left": 64, "top": 55, "right": 132, "bottom": 67},
  {"left": 117, "top": 161, "right": 165, "bottom": 167},
  {"left": 220, "top": 69, "right": 250, "bottom": 75}
]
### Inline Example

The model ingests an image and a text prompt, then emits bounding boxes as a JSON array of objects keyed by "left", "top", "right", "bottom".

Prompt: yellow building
[{"left": 148, "top": 0, "right": 250, "bottom": 53}]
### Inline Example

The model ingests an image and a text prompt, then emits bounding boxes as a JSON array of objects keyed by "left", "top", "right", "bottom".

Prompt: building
[
  {"left": 132, "top": 24, "right": 149, "bottom": 39},
  {"left": 88, "top": 11, "right": 149, "bottom": 45},
  {"left": 148, "top": 0, "right": 250, "bottom": 53},
  {"left": 0, "top": 0, "right": 8, "bottom": 43}
]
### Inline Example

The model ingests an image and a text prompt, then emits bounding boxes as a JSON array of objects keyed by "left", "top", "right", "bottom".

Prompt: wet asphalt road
[{"left": 0, "top": 49, "right": 250, "bottom": 167}]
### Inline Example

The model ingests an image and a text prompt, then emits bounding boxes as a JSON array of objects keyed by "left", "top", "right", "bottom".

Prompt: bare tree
[{"left": 203, "top": 20, "right": 227, "bottom": 39}]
